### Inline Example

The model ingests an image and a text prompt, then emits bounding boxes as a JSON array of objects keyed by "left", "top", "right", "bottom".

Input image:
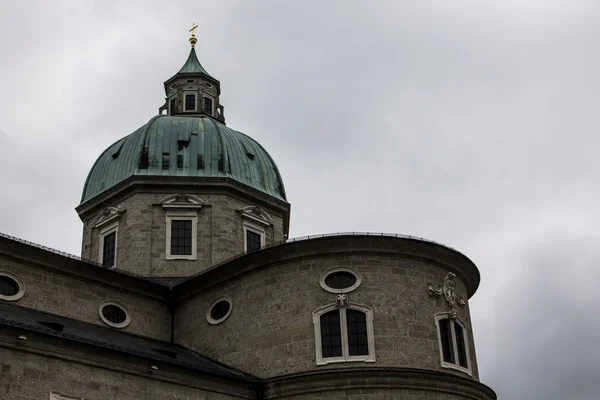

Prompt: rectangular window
[
  {"left": 438, "top": 318, "right": 454, "bottom": 364},
  {"left": 320, "top": 310, "right": 343, "bottom": 358},
  {"left": 346, "top": 309, "right": 369, "bottom": 356},
  {"left": 170, "top": 220, "right": 192, "bottom": 255},
  {"left": 246, "top": 230, "right": 262, "bottom": 252},
  {"left": 185, "top": 94, "right": 196, "bottom": 111},
  {"left": 436, "top": 316, "right": 471, "bottom": 374},
  {"left": 454, "top": 323, "right": 468, "bottom": 368},
  {"left": 102, "top": 231, "right": 116, "bottom": 268},
  {"left": 204, "top": 97, "right": 213, "bottom": 114}
]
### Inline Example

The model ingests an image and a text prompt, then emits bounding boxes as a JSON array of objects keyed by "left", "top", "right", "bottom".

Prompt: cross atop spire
[{"left": 189, "top": 23, "right": 199, "bottom": 48}]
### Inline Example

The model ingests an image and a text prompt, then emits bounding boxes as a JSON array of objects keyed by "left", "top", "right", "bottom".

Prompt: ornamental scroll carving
[
  {"left": 428, "top": 273, "right": 466, "bottom": 311},
  {"left": 335, "top": 294, "right": 349, "bottom": 308}
]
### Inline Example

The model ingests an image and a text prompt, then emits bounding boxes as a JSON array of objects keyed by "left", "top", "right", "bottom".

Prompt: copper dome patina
[{"left": 80, "top": 116, "right": 287, "bottom": 204}]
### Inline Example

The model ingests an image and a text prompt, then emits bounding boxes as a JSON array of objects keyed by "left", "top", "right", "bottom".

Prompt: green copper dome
[{"left": 80, "top": 116, "right": 287, "bottom": 204}]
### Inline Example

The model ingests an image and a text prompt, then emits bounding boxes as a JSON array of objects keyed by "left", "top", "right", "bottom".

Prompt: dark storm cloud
[{"left": 1, "top": 1, "right": 598, "bottom": 399}]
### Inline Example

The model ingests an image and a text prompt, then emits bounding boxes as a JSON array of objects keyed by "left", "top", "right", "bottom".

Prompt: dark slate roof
[
  {"left": 0, "top": 302, "right": 258, "bottom": 383},
  {"left": 80, "top": 115, "right": 287, "bottom": 204}
]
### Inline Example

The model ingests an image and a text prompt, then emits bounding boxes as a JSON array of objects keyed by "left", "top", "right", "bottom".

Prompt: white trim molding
[
  {"left": 435, "top": 311, "right": 472, "bottom": 376},
  {"left": 160, "top": 193, "right": 204, "bottom": 209},
  {"left": 243, "top": 220, "right": 266, "bottom": 252},
  {"left": 92, "top": 206, "right": 122, "bottom": 229},
  {"left": 319, "top": 267, "right": 362, "bottom": 294},
  {"left": 183, "top": 91, "right": 197, "bottom": 112},
  {"left": 165, "top": 212, "right": 198, "bottom": 260},
  {"left": 206, "top": 296, "right": 233, "bottom": 325},
  {"left": 161, "top": 194, "right": 204, "bottom": 260},
  {"left": 98, "top": 222, "right": 118, "bottom": 269},
  {"left": 239, "top": 206, "right": 273, "bottom": 226},
  {"left": 0, "top": 271, "right": 25, "bottom": 302},
  {"left": 312, "top": 301, "right": 376, "bottom": 365},
  {"left": 239, "top": 206, "right": 272, "bottom": 252},
  {"left": 98, "top": 300, "right": 131, "bottom": 329}
]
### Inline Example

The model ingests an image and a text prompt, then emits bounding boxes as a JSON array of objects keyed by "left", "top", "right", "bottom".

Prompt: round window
[
  {"left": 320, "top": 267, "right": 362, "bottom": 294},
  {"left": 0, "top": 272, "right": 24, "bottom": 301},
  {"left": 206, "top": 297, "right": 232, "bottom": 325},
  {"left": 98, "top": 301, "right": 130, "bottom": 328}
]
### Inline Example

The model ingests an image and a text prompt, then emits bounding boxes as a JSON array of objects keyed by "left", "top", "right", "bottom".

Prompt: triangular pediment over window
[
  {"left": 160, "top": 194, "right": 205, "bottom": 209},
  {"left": 239, "top": 206, "right": 273, "bottom": 226},
  {"left": 93, "top": 207, "right": 122, "bottom": 229}
]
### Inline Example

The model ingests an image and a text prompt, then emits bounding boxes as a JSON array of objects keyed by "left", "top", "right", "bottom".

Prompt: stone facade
[
  {"left": 0, "top": 244, "right": 170, "bottom": 341},
  {"left": 173, "top": 236, "right": 479, "bottom": 380},
  {"left": 78, "top": 184, "right": 288, "bottom": 277}
]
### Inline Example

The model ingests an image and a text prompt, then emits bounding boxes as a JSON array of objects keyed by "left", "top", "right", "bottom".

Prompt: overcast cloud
[{"left": 1, "top": 1, "right": 599, "bottom": 398}]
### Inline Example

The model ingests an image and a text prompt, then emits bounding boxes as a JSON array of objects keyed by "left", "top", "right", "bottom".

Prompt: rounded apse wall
[{"left": 173, "top": 236, "right": 480, "bottom": 380}]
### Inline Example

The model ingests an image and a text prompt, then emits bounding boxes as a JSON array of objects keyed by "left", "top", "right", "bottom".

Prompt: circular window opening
[
  {"left": 320, "top": 268, "right": 362, "bottom": 294},
  {"left": 206, "top": 297, "right": 232, "bottom": 325},
  {"left": 98, "top": 301, "right": 130, "bottom": 328},
  {"left": 0, "top": 272, "right": 24, "bottom": 301},
  {"left": 325, "top": 271, "right": 357, "bottom": 289}
]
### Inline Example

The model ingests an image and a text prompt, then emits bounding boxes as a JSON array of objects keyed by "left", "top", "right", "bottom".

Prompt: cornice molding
[{"left": 263, "top": 367, "right": 496, "bottom": 400}]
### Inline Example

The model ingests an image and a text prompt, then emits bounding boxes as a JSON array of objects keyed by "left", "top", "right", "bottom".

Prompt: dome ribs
[{"left": 80, "top": 116, "right": 287, "bottom": 205}]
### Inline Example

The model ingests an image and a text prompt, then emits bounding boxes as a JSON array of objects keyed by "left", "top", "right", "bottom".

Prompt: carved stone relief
[
  {"left": 335, "top": 294, "right": 349, "bottom": 308},
  {"left": 428, "top": 272, "right": 466, "bottom": 311}
]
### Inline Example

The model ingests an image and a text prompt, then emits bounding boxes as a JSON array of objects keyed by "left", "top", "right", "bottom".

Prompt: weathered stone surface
[
  {"left": 174, "top": 237, "right": 480, "bottom": 380},
  {"left": 80, "top": 189, "right": 287, "bottom": 277},
  {"left": 0, "top": 254, "right": 170, "bottom": 340}
]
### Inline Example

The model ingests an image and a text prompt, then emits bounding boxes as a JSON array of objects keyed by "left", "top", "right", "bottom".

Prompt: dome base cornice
[{"left": 263, "top": 367, "right": 496, "bottom": 400}]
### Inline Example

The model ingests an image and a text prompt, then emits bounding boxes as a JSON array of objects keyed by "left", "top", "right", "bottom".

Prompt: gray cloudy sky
[{"left": 1, "top": 1, "right": 599, "bottom": 398}]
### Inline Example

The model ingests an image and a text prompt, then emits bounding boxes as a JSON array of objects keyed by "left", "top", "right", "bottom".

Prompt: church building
[{"left": 0, "top": 29, "right": 497, "bottom": 399}]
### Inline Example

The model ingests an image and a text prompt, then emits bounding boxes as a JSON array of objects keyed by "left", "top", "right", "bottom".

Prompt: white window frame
[
  {"left": 0, "top": 271, "right": 25, "bottom": 302},
  {"left": 243, "top": 220, "right": 266, "bottom": 252},
  {"left": 98, "top": 300, "right": 131, "bottom": 329},
  {"left": 319, "top": 267, "right": 362, "bottom": 294},
  {"left": 312, "top": 302, "right": 376, "bottom": 365},
  {"left": 203, "top": 94, "right": 214, "bottom": 115},
  {"left": 165, "top": 211, "right": 198, "bottom": 260},
  {"left": 183, "top": 91, "right": 197, "bottom": 112},
  {"left": 206, "top": 296, "right": 233, "bottom": 325},
  {"left": 98, "top": 222, "right": 118, "bottom": 269},
  {"left": 435, "top": 312, "right": 472, "bottom": 376}
]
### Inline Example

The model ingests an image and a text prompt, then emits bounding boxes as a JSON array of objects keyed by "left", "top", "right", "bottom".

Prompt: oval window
[
  {"left": 0, "top": 272, "right": 24, "bottom": 301},
  {"left": 206, "top": 297, "right": 232, "bottom": 325},
  {"left": 320, "top": 268, "right": 362, "bottom": 294},
  {"left": 98, "top": 301, "right": 130, "bottom": 328}
]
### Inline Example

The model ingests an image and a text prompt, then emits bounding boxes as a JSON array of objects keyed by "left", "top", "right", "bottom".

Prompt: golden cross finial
[{"left": 189, "top": 23, "right": 199, "bottom": 48}]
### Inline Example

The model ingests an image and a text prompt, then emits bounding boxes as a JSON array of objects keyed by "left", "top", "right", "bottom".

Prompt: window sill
[
  {"left": 316, "top": 356, "right": 376, "bottom": 366},
  {"left": 441, "top": 362, "right": 472, "bottom": 376},
  {"left": 166, "top": 255, "right": 197, "bottom": 260}
]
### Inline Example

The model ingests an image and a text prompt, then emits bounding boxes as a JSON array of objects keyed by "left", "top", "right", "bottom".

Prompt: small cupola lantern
[{"left": 159, "top": 24, "right": 225, "bottom": 123}]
